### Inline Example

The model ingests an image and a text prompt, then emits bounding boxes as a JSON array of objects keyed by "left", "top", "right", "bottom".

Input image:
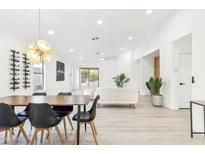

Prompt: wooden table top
[
  {"left": 191, "top": 100, "right": 205, "bottom": 106},
  {"left": 0, "top": 95, "right": 90, "bottom": 106}
]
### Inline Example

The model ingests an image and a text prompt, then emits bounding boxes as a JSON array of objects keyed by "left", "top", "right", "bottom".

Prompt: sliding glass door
[{"left": 80, "top": 68, "right": 99, "bottom": 89}]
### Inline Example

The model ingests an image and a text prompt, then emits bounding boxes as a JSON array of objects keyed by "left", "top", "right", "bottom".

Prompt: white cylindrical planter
[{"left": 152, "top": 95, "right": 163, "bottom": 107}]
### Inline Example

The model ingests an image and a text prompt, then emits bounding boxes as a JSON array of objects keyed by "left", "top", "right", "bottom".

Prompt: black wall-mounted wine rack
[
  {"left": 22, "top": 53, "right": 30, "bottom": 89},
  {"left": 10, "top": 50, "right": 20, "bottom": 91}
]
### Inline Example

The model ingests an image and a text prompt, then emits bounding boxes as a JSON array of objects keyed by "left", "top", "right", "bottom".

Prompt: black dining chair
[
  {"left": 32, "top": 92, "right": 47, "bottom": 96},
  {"left": 53, "top": 92, "right": 74, "bottom": 139},
  {"left": 0, "top": 103, "right": 29, "bottom": 144},
  {"left": 17, "top": 92, "right": 47, "bottom": 134},
  {"left": 72, "top": 95, "right": 100, "bottom": 145},
  {"left": 29, "top": 103, "right": 64, "bottom": 145},
  {"left": 17, "top": 92, "right": 47, "bottom": 117}
]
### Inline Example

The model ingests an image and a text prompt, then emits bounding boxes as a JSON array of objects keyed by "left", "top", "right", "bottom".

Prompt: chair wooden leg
[
  {"left": 47, "top": 128, "right": 53, "bottom": 145},
  {"left": 89, "top": 122, "right": 98, "bottom": 145},
  {"left": 16, "top": 129, "right": 21, "bottom": 141},
  {"left": 40, "top": 130, "right": 44, "bottom": 144},
  {"left": 12, "top": 128, "right": 14, "bottom": 135},
  {"left": 67, "top": 116, "right": 74, "bottom": 130},
  {"left": 30, "top": 125, "right": 32, "bottom": 131},
  {"left": 46, "top": 131, "right": 49, "bottom": 139},
  {"left": 46, "top": 126, "right": 52, "bottom": 140},
  {"left": 19, "top": 124, "right": 29, "bottom": 143},
  {"left": 35, "top": 135, "right": 38, "bottom": 144},
  {"left": 72, "top": 131, "right": 77, "bottom": 145},
  {"left": 63, "top": 118, "right": 68, "bottom": 139},
  {"left": 55, "top": 126, "right": 64, "bottom": 144},
  {"left": 92, "top": 121, "right": 97, "bottom": 135},
  {"left": 31, "top": 129, "right": 39, "bottom": 145},
  {"left": 9, "top": 128, "right": 14, "bottom": 144},
  {"left": 4, "top": 130, "right": 8, "bottom": 144}
]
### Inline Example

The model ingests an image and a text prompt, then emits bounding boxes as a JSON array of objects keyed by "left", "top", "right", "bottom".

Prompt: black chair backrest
[
  {"left": 32, "top": 92, "right": 47, "bottom": 96},
  {"left": 53, "top": 92, "right": 73, "bottom": 112},
  {"left": 29, "top": 103, "right": 59, "bottom": 128},
  {"left": 0, "top": 103, "right": 20, "bottom": 128},
  {"left": 58, "top": 92, "right": 72, "bottom": 96},
  {"left": 89, "top": 95, "right": 100, "bottom": 121},
  {"left": 24, "top": 103, "right": 30, "bottom": 112}
]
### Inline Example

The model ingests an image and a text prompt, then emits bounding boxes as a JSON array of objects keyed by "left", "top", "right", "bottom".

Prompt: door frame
[{"left": 79, "top": 67, "right": 99, "bottom": 89}]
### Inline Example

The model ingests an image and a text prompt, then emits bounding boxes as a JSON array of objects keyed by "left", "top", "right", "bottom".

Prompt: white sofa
[
  {"left": 72, "top": 88, "right": 96, "bottom": 100},
  {"left": 94, "top": 88, "right": 139, "bottom": 107}
]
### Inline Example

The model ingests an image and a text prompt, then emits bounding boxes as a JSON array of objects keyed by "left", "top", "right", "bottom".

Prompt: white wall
[
  {"left": 191, "top": 10, "right": 205, "bottom": 132},
  {"left": 0, "top": 29, "right": 34, "bottom": 97},
  {"left": 134, "top": 30, "right": 160, "bottom": 61},
  {"left": 0, "top": 28, "right": 73, "bottom": 97},
  {"left": 135, "top": 60, "right": 140, "bottom": 92},
  {"left": 73, "top": 50, "right": 139, "bottom": 90},
  {"left": 115, "top": 51, "right": 138, "bottom": 88},
  {"left": 133, "top": 10, "right": 193, "bottom": 109},
  {"left": 45, "top": 55, "right": 73, "bottom": 95},
  {"left": 192, "top": 10, "right": 205, "bottom": 100},
  {"left": 73, "top": 59, "right": 116, "bottom": 89},
  {"left": 140, "top": 55, "right": 154, "bottom": 95},
  {"left": 159, "top": 10, "right": 192, "bottom": 109}
]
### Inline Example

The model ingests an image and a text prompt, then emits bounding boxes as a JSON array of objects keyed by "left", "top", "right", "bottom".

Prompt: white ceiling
[{"left": 0, "top": 9, "right": 173, "bottom": 61}]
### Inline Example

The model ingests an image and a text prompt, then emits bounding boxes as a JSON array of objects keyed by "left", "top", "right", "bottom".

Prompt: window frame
[
  {"left": 79, "top": 67, "right": 99, "bottom": 89},
  {"left": 33, "top": 64, "right": 45, "bottom": 92}
]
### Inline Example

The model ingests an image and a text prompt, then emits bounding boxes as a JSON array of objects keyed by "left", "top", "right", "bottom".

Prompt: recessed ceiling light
[
  {"left": 128, "top": 36, "right": 133, "bottom": 40},
  {"left": 99, "top": 57, "right": 105, "bottom": 61},
  {"left": 79, "top": 56, "right": 83, "bottom": 60},
  {"left": 121, "top": 48, "right": 124, "bottom": 51},
  {"left": 69, "top": 49, "right": 74, "bottom": 53},
  {"left": 100, "top": 52, "right": 104, "bottom": 55},
  {"left": 96, "top": 20, "right": 103, "bottom": 25},
  {"left": 48, "top": 30, "right": 54, "bottom": 35},
  {"left": 146, "top": 9, "right": 153, "bottom": 15}
]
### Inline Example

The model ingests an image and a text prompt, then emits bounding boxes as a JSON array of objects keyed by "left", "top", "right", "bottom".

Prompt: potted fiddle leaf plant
[
  {"left": 113, "top": 73, "right": 130, "bottom": 88},
  {"left": 146, "top": 77, "right": 163, "bottom": 107}
]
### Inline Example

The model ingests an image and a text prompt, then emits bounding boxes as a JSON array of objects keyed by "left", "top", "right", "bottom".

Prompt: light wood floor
[{"left": 1, "top": 96, "right": 205, "bottom": 145}]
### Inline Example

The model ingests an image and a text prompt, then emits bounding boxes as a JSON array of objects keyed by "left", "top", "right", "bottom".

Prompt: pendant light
[{"left": 25, "top": 9, "right": 53, "bottom": 63}]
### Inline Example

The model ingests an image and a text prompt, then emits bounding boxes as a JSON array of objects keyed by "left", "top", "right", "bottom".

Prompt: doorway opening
[
  {"left": 140, "top": 49, "right": 160, "bottom": 95},
  {"left": 154, "top": 55, "right": 160, "bottom": 78},
  {"left": 79, "top": 68, "right": 99, "bottom": 89}
]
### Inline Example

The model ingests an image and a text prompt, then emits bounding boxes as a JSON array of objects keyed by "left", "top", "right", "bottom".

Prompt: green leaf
[
  {"left": 145, "top": 77, "right": 163, "bottom": 95},
  {"left": 113, "top": 73, "right": 130, "bottom": 88}
]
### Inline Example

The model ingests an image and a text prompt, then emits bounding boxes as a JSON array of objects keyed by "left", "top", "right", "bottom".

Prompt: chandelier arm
[{"left": 38, "top": 9, "right": 41, "bottom": 39}]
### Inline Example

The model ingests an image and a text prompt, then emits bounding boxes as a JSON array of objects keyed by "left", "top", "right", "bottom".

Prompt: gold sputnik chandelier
[{"left": 25, "top": 9, "right": 53, "bottom": 63}]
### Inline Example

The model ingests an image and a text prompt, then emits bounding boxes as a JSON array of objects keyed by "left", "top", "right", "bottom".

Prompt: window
[
  {"left": 79, "top": 68, "right": 99, "bottom": 89},
  {"left": 33, "top": 64, "right": 45, "bottom": 91}
]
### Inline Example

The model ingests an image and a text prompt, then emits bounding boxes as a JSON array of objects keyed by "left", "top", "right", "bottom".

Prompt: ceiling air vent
[{"left": 91, "top": 37, "right": 99, "bottom": 40}]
